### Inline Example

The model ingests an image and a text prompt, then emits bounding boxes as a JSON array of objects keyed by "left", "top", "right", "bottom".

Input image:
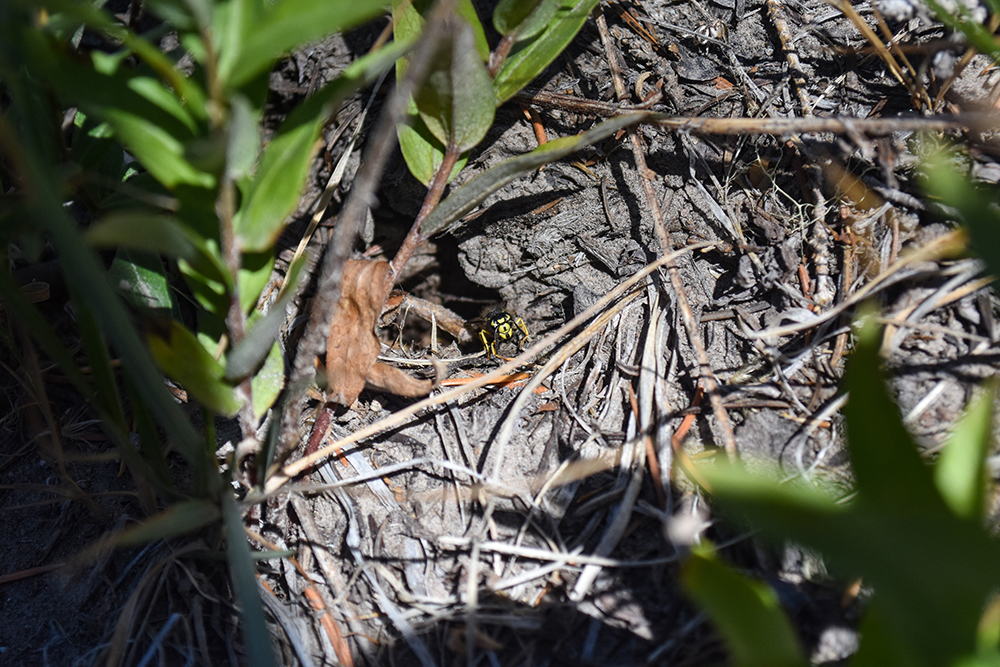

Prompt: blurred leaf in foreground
[
  {"left": 692, "top": 311, "right": 1000, "bottom": 667},
  {"left": 682, "top": 544, "right": 806, "bottom": 667}
]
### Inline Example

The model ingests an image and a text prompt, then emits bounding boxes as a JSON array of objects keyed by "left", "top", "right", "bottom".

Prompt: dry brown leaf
[{"left": 325, "top": 259, "right": 432, "bottom": 406}]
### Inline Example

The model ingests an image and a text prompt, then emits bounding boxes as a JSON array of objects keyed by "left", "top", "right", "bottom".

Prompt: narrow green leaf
[
  {"left": 422, "top": 112, "right": 654, "bottom": 236},
  {"left": 393, "top": 0, "right": 485, "bottom": 182},
  {"left": 235, "top": 40, "right": 405, "bottom": 252},
  {"left": 921, "top": 152, "right": 1000, "bottom": 281},
  {"left": 147, "top": 320, "right": 244, "bottom": 417},
  {"left": 493, "top": 0, "right": 600, "bottom": 104},
  {"left": 392, "top": 0, "right": 488, "bottom": 58},
  {"left": 28, "top": 38, "right": 213, "bottom": 189},
  {"left": 935, "top": 380, "right": 997, "bottom": 519},
  {"left": 702, "top": 314, "right": 1000, "bottom": 666},
  {"left": 180, "top": 257, "right": 230, "bottom": 319},
  {"left": 71, "top": 113, "right": 125, "bottom": 180},
  {"left": 115, "top": 500, "right": 222, "bottom": 547},
  {"left": 494, "top": 0, "right": 561, "bottom": 42},
  {"left": 922, "top": 0, "right": 1000, "bottom": 61},
  {"left": 682, "top": 545, "right": 805, "bottom": 667},
  {"left": 251, "top": 341, "right": 284, "bottom": 420},
  {"left": 0, "top": 271, "right": 168, "bottom": 501},
  {"left": 0, "top": 16, "right": 204, "bottom": 467},
  {"left": 40, "top": 0, "right": 209, "bottom": 114},
  {"left": 226, "top": 251, "right": 306, "bottom": 381},
  {"left": 397, "top": 108, "right": 468, "bottom": 185},
  {"left": 103, "top": 108, "right": 215, "bottom": 189},
  {"left": 456, "top": 0, "right": 490, "bottom": 59},
  {"left": 224, "top": 0, "right": 389, "bottom": 89},
  {"left": 850, "top": 598, "right": 923, "bottom": 667},
  {"left": 87, "top": 211, "right": 232, "bottom": 290},
  {"left": 212, "top": 0, "right": 261, "bottom": 88},
  {"left": 227, "top": 93, "right": 261, "bottom": 180},
  {"left": 238, "top": 250, "right": 275, "bottom": 314},
  {"left": 223, "top": 493, "right": 277, "bottom": 667}
]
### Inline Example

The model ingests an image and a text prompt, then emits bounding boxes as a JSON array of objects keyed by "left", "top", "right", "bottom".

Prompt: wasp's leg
[{"left": 514, "top": 317, "right": 531, "bottom": 343}]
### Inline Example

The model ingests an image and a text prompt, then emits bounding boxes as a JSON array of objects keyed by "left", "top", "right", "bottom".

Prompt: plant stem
[{"left": 389, "top": 140, "right": 460, "bottom": 287}]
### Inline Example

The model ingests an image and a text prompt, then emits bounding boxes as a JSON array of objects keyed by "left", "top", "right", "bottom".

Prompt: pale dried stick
[
  {"left": 569, "top": 282, "right": 661, "bottom": 601},
  {"left": 766, "top": 0, "right": 813, "bottom": 115}
]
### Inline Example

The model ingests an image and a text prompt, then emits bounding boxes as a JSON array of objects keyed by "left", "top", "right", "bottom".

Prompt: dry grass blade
[
  {"left": 748, "top": 229, "right": 968, "bottom": 339},
  {"left": 824, "top": 0, "right": 931, "bottom": 109}
]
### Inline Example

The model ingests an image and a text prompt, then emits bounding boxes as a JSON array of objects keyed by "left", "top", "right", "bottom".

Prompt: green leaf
[
  {"left": 415, "top": 17, "right": 494, "bottom": 152},
  {"left": 212, "top": 0, "right": 262, "bottom": 88},
  {"left": 87, "top": 211, "right": 232, "bottom": 290},
  {"left": 921, "top": 152, "right": 1000, "bottom": 281},
  {"left": 935, "top": 380, "right": 997, "bottom": 519},
  {"left": 392, "top": 0, "right": 486, "bottom": 183},
  {"left": 493, "top": 0, "right": 600, "bottom": 104},
  {"left": 397, "top": 107, "right": 468, "bottom": 185},
  {"left": 180, "top": 257, "right": 230, "bottom": 319},
  {"left": 922, "top": 0, "right": 1000, "bottom": 61},
  {"left": 493, "top": 0, "right": 561, "bottom": 42},
  {"left": 0, "top": 268, "right": 168, "bottom": 502},
  {"left": 392, "top": 0, "right": 488, "bottom": 58},
  {"left": 147, "top": 320, "right": 244, "bottom": 417},
  {"left": 251, "top": 341, "right": 284, "bottom": 420},
  {"left": 227, "top": 93, "right": 261, "bottom": 181},
  {"left": 844, "top": 308, "right": 949, "bottom": 516},
  {"left": 422, "top": 112, "right": 654, "bottom": 236},
  {"left": 700, "top": 314, "right": 1000, "bottom": 667},
  {"left": 235, "top": 39, "right": 405, "bottom": 252},
  {"left": 71, "top": 112, "right": 125, "bottom": 181},
  {"left": 29, "top": 38, "right": 213, "bottom": 189},
  {"left": 221, "top": 0, "right": 390, "bottom": 89},
  {"left": 0, "top": 10, "right": 205, "bottom": 471},
  {"left": 40, "top": 0, "right": 209, "bottom": 114},
  {"left": 238, "top": 250, "right": 275, "bottom": 314},
  {"left": 222, "top": 493, "right": 277, "bottom": 667},
  {"left": 105, "top": 108, "right": 215, "bottom": 189},
  {"left": 108, "top": 249, "right": 174, "bottom": 312},
  {"left": 225, "top": 252, "right": 306, "bottom": 381},
  {"left": 681, "top": 545, "right": 806, "bottom": 667}
]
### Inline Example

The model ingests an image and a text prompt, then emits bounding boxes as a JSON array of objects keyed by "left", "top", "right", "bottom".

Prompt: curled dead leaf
[{"left": 325, "top": 259, "right": 433, "bottom": 406}]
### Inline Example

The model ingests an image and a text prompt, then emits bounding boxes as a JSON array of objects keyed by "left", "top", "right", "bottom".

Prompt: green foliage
[
  {"left": 922, "top": 0, "right": 1000, "bottom": 63},
  {"left": 3, "top": 0, "right": 394, "bottom": 429},
  {"left": 683, "top": 314, "right": 1000, "bottom": 667},
  {"left": 921, "top": 150, "right": 1000, "bottom": 281},
  {"left": 492, "top": 0, "right": 601, "bottom": 105},
  {"left": 681, "top": 139, "right": 1000, "bottom": 666},
  {"left": 393, "top": 0, "right": 601, "bottom": 185},
  {"left": 414, "top": 18, "right": 494, "bottom": 153},
  {"left": 0, "top": 0, "right": 399, "bottom": 660},
  {"left": 682, "top": 544, "right": 805, "bottom": 667}
]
